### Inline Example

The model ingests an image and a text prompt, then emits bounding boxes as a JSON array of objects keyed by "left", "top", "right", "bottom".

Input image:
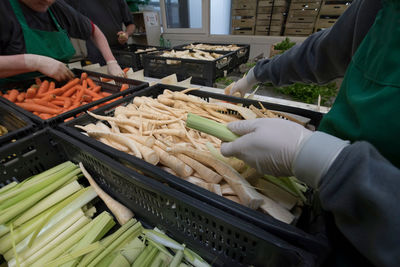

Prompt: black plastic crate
[
  {"left": 0, "top": 128, "right": 317, "bottom": 266},
  {"left": 0, "top": 69, "right": 148, "bottom": 128},
  {"left": 142, "top": 49, "right": 234, "bottom": 87},
  {"left": 112, "top": 44, "right": 167, "bottom": 71},
  {"left": 0, "top": 102, "right": 35, "bottom": 146},
  {"left": 60, "top": 84, "right": 329, "bottom": 263},
  {"left": 173, "top": 43, "right": 250, "bottom": 70}
]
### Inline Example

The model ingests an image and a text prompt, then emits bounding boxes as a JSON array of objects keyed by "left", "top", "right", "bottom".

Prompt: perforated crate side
[{"left": 0, "top": 128, "right": 315, "bottom": 266}]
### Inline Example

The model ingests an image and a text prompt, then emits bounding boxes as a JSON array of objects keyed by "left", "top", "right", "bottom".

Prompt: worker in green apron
[
  {"left": 0, "top": 0, "right": 124, "bottom": 83},
  {"left": 222, "top": 0, "right": 400, "bottom": 266}
]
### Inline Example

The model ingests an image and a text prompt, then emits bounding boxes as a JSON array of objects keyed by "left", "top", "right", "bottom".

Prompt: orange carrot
[
  {"left": 39, "top": 94, "right": 56, "bottom": 102},
  {"left": 84, "top": 89, "right": 103, "bottom": 99},
  {"left": 37, "top": 80, "right": 49, "bottom": 95},
  {"left": 0, "top": 91, "right": 3, "bottom": 97},
  {"left": 82, "top": 80, "right": 88, "bottom": 90},
  {"left": 74, "top": 87, "right": 85, "bottom": 104},
  {"left": 33, "top": 99, "right": 61, "bottom": 110},
  {"left": 92, "top": 86, "right": 101, "bottom": 93},
  {"left": 50, "top": 100, "right": 65, "bottom": 106},
  {"left": 102, "top": 92, "right": 111, "bottom": 97},
  {"left": 38, "top": 113, "right": 53, "bottom": 120},
  {"left": 2, "top": 94, "right": 10, "bottom": 100},
  {"left": 16, "top": 102, "right": 60, "bottom": 114},
  {"left": 64, "top": 98, "right": 72, "bottom": 109},
  {"left": 26, "top": 87, "right": 37, "bottom": 99},
  {"left": 123, "top": 67, "right": 130, "bottom": 74},
  {"left": 16, "top": 92, "right": 25, "bottom": 103},
  {"left": 61, "top": 86, "right": 78, "bottom": 97},
  {"left": 82, "top": 95, "right": 93, "bottom": 102},
  {"left": 120, "top": 84, "right": 129, "bottom": 91},
  {"left": 35, "top": 78, "right": 42, "bottom": 86},
  {"left": 49, "top": 81, "right": 56, "bottom": 91},
  {"left": 80, "top": 72, "right": 88, "bottom": 81},
  {"left": 101, "top": 77, "right": 112, "bottom": 83},
  {"left": 86, "top": 78, "right": 97, "bottom": 89},
  {"left": 8, "top": 89, "right": 19, "bottom": 102}
]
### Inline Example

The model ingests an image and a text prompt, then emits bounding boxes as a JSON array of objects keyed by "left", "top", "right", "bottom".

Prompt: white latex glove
[
  {"left": 221, "top": 118, "right": 349, "bottom": 188},
  {"left": 24, "top": 54, "right": 74, "bottom": 81},
  {"left": 106, "top": 60, "right": 125, "bottom": 77},
  {"left": 229, "top": 67, "right": 258, "bottom": 97},
  {"left": 221, "top": 118, "right": 312, "bottom": 177},
  {"left": 117, "top": 31, "right": 129, "bottom": 45}
]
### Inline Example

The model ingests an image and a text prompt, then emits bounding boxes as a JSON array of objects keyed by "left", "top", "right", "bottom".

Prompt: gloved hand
[
  {"left": 228, "top": 67, "right": 258, "bottom": 97},
  {"left": 106, "top": 60, "right": 125, "bottom": 77},
  {"left": 221, "top": 118, "right": 312, "bottom": 177},
  {"left": 117, "top": 31, "right": 129, "bottom": 45},
  {"left": 221, "top": 118, "right": 350, "bottom": 188},
  {"left": 24, "top": 54, "right": 74, "bottom": 81}
]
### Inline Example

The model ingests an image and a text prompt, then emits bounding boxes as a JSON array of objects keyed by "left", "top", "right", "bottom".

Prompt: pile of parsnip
[
  {"left": 160, "top": 49, "right": 223, "bottom": 62},
  {"left": 76, "top": 88, "right": 305, "bottom": 224},
  {"left": 183, "top": 43, "right": 241, "bottom": 51}
]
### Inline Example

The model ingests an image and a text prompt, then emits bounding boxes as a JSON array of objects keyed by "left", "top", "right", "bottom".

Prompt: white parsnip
[{"left": 79, "top": 163, "right": 134, "bottom": 225}]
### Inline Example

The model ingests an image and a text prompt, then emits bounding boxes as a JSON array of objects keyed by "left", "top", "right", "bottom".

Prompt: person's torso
[
  {"left": 0, "top": 0, "right": 91, "bottom": 55},
  {"left": 76, "top": 0, "right": 126, "bottom": 47}
]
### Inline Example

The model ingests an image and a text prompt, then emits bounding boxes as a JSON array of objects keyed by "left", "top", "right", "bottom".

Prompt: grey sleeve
[
  {"left": 253, "top": 0, "right": 381, "bottom": 86},
  {"left": 319, "top": 141, "right": 400, "bottom": 267},
  {"left": 119, "top": 0, "right": 134, "bottom": 26}
]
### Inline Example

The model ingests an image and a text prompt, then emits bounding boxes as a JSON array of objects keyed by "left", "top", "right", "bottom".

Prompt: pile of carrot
[{"left": 1, "top": 72, "right": 129, "bottom": 120}]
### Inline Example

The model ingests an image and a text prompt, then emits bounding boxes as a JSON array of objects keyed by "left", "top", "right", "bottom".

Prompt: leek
[
  {"left": 45, "top": 242, "right": 101, "bottom": 266},
  {"left": 186, "top": 113, "right": 239, "bottom": 142},
  {"left": 144, "top": 230, "right": 184, "bottom": 251},
  {"left": 120, "top": 237, "right": 146, "bottom": 264}
]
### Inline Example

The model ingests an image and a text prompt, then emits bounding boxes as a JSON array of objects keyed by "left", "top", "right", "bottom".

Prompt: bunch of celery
[{"left": 0, "top": 161, "right": 210, "bottom": 267}]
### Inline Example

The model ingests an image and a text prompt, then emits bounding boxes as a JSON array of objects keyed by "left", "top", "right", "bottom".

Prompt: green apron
[
  {"left": 1, "top": 0, "right": 75, "bottom": 83},
  {"left": 318, "top": 0, "right": 400, "bottom": 167}
]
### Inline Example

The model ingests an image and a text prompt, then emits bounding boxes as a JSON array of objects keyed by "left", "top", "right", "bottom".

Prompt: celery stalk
[
  {"left": 169, "top": 249, "right": 184, "bottom": 267},
  {"left": 132, "top": 244, "right": 153, "bottom": 267},
  {"left": 112, "top": 252, "right": 131, "bottom": 267},
  {"left": 0, "top": 181, "right": 18, "bottom": 195},
  {"left": 142, "top": 246, "right": 159, "bottom": 267},
  {"left": 45, "top": 242, "right": 101, "bottom": 267},
  {"left": 77, "top": 218, "right": 137, "bottom": 267},
  {"left": 186, "top": 113, "right": 239, "bottom": 142},
  {"left": 4, "top": 209, "right": 85, "bottom": 262},
  {"left": 28, "top": 186, "right": 97, "bottom": 247},
  {"left": 0, "top": 202, "right": 60, "bottom": 254},
  {"left": 0, "top": 167, "right": 80, "bottom": 222},
  {"left": 0, "top": 163, "right": 77, "bottom": 207},
  {"left": 3, "top": 188, "right": 88, "bottom": 256},
  {"left": 120, "top": 237, "right": 146, "bottom": 264},
  {"left": 59, "top": 211, "right": 115, "bottom": 267},
  {"left": 10, "top": 216, "right": 91, "bottom": 267},
  {"left": 87, "top": 222, "right": 143, "bottom": 267},
  {"left": 30, "top": 212, "right": 107, "bottom": 267},
  {"left": 12, "top": 180, "right": 81, "bottom": 227}
]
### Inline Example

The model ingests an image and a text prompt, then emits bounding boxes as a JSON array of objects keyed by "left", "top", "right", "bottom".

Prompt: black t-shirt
[
  {"left": 0, "top": 0, "right": 92, "bottom": 55},
  {"left": 65, "top": 0, "right": 133, "bottom": 47}
]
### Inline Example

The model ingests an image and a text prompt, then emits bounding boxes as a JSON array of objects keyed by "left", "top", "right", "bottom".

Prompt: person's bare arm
[
  {"left": 0, "top": 54, "right": 73, "bottom": 81},
  {"left": 0, "top": 55, "right": 32, "bottom": 78},
  {"left": 90, "top": 24, "right": 124, "bottom": 76}
]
